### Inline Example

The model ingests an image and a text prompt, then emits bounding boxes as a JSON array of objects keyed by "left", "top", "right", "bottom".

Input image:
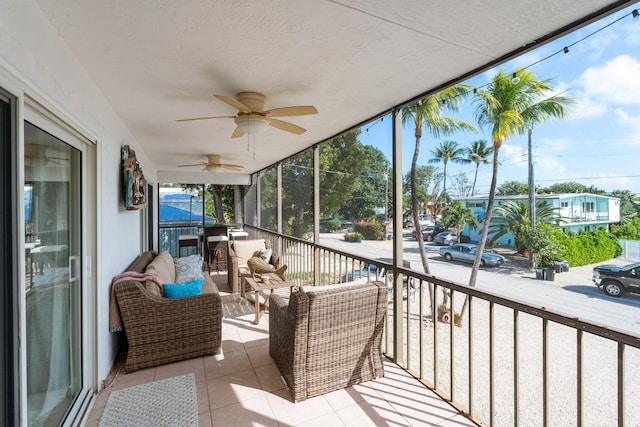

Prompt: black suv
[{"left": 592, "top": 261, "right": 640, "bottom": 297}]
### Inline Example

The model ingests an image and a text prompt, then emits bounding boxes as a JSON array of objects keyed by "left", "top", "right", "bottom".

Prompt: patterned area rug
[
  {"left": 221, "top": 295, "right": 255, "bottom": 325},
  {"left": 99, "top": 374, "right": 197, "bottom": 427}
]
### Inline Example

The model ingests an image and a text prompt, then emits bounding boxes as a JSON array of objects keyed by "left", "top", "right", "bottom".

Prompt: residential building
[{"left": 458, "top": 193, "right": 621, "bottom": 244}]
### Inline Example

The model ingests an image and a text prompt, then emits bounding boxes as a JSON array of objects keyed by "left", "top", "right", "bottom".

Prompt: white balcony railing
[{"left": 246, "top": 225, "right": 640, "bottom": 426}]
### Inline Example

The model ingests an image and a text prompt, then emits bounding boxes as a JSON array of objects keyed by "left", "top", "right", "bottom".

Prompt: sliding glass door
[{"left": 24, "top": 121, "right": 82, "bottom": 426}]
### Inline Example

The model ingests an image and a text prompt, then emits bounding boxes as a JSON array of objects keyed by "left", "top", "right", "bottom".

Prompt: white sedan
[{"left": 439, "top": 243, "right": 505, "bottom": 267}]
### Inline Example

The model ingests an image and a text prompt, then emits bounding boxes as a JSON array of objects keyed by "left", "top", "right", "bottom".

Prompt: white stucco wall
[{"left": 0, "top": 1, "right": 156, "bottom": 385}]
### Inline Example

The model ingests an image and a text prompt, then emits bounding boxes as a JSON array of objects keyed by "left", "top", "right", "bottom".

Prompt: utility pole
[
  {"left": 528, "top": 128, "right": 535, "bottom": 227},
  {"left": 527, "top": 128, "right": 535, "bottom": 267}
]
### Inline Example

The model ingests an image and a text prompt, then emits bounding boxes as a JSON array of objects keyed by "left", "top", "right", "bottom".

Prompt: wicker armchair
[
  {"left": 112, "top": 251, "right": 222, "bottom": 372},
  {"left": 227, "top": 239, "right": 279, "bottom": 293},
  {"left": 269, "top": 281, "right": 387, "bottom": 401}
]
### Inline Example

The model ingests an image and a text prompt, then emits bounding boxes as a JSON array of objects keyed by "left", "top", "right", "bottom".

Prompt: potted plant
[
  {"left": 436, "top": 304, "right": 450, "bottom": 322},
  {"left": 344, "top": 232, "right": 364, "bottom": 242}
]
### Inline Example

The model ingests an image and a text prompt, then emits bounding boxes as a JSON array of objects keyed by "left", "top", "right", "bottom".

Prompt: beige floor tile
[
  {"left": 198, "top": 412, "right": 214, "bottom": 427},
  {"left": 322, "top": 382, "right": 383, "bottom": 411},
  {"left": 211, "top": 393, "right": 279, "bottom": 427},
  {"left": 335, "top": 395, "right": 410, "bottom": 426},
  {"left": 204, "top": 348, "right": 253, "bottom": 379},
  {"left": 154, "top": 357, "right": 205, "bottom": 381},
  {"left": 245, "top": 342, "right": 273, "bottom": 368},
  {"left": 266, "top": 388, "right": 335, "bottom": 426},
  {"left": 295, "top": 411, "right": 347, "bottom": 427},
  {"left": 254, "top": 363, "right": 286, "bottom": 392},
  {"left": 110, "top": 367, "right": 156, "bottom": 390},
  {"left": 238, "top": 331, "right": 270, "bottom": 349},
  {"left": 195, "top": 378, "right": 212, "bottom": 415},
  {"left": 207, "top": 369, "right": 265, "bottom": 410}
]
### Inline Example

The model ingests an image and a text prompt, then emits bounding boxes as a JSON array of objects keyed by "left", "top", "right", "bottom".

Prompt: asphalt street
[{"left": 319, "top": 232, "right": 640, "bottom": 337}]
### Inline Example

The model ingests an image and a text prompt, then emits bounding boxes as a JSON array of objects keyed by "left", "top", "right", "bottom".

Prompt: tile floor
[{"left": 86, "top": 275, "right": 477, "bottom": 427}]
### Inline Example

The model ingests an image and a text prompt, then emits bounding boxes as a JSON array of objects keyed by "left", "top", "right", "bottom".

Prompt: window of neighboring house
[
  {"left": 468, "top": 202, "right": 484, "bottom": 208},
  {"left": 582, "top": 201, "right": 594, "bottom": 212},
  {"left": 561, "top": 201, "right": 568, "bottom": 208}
]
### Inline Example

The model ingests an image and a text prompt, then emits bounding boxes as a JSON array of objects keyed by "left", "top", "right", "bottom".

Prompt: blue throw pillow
[{"left": 163, "top": 278, "right": 204, "bottom": 298}]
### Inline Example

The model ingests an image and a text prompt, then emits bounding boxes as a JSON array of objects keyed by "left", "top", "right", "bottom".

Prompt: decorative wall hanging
[{"left": 122, "top": 145, "right": 146, "bottom": 210}]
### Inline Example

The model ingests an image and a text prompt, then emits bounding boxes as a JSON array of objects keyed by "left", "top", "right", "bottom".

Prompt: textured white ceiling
[{"left": 34, "top": 0, "right": 629, "bottom": 178}]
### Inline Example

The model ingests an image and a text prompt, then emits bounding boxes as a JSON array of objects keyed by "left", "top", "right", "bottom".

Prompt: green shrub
[
  {"left": 525, "top": 224, "right": 622, "bottom": 267},
  {"left": 556, "top": 227, "right": 621, "bottom": 267},
  {"left": 326, "top": 219, "right": 342, "bottom": 232},
  {"left": 354, "top": 221, "right": 385, "bottom": 240}
]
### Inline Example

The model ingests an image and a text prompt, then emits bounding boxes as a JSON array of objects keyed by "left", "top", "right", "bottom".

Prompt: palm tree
[
  {"left": 464, "top": 139, "right": 493, "bottom": 196},
  {"left": 489, "top": 200, "right": 560, "bottom": 255},
  {"left": 401, "top": 87, "right": 476, "bottom": 275},
  {"left": 468, "top": 69, "right": 574, "bottom": 287},
  {"left": 441, "top": 201, "right": 478, "bottom": 243},
  {"left": 428, "top": 140, "right": 466, "bottom": 203}
]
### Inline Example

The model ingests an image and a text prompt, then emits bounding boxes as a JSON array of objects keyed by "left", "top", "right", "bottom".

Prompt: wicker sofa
[
  {"left": 112, "top": 250, "right": 222, "bottom": 372},
  {"left": 227, "top": 239, "right": 279, "bottom": 293},
  {"left": 269, "top": 280, "right": 387, "bottom": 401}
]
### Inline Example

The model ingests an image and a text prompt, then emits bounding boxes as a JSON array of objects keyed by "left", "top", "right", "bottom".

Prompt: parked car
[
  {"left": 412, "top": 223, "right": 445, "bottom": 241},
  {"left": 439, "top": 243, "right": 505, "bottom": 267},
  {"left": 433, "top": 230, "right": 471, "bottom": 246},
  {"left": 592, "top": 261, "right": 640, "bottom": 297}
]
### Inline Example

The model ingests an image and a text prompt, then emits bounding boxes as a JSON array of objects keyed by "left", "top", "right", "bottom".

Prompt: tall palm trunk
[
  {"left": 472, "top": 164, "right": 479, "bottom": 196},
  {"left": 411, "top": 137, "right": 430, "bottom": 275},
  {"left": 460, "top": 146, "right": 500, "bottom": 319}
]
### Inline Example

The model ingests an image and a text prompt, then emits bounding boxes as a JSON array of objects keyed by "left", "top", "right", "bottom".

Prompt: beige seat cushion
[
  {"left": 144, "top": 251, "right": 176, "bottom": 296},
  {"left": 232, "top": 239, "right": 266, "bottom": 272},
  {"left": 301, "top": 280, "right": 368, "bottom": 293}
]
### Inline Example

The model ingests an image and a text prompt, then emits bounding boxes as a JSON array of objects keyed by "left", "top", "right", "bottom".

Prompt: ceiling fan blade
[
  {"left": 264, "top": 106, "right": 318, "bottom": 117},
  {"left": 213, "top": 95, "right": 252, "bottom": 113},
  {"left": 268, "top": 118, "right": 307, "bottom": 135},
  {"left": 177, "top": 163, "right": 206, "bottom": 167},
  {"left": 220, "top": 163, "right": 244, "bottom": 171},
  {"left": 176, "top": 115, "right": 235, "bottom": 122},
  {"left": 231, "top": 127, "right": 244, "bottom": 138}
]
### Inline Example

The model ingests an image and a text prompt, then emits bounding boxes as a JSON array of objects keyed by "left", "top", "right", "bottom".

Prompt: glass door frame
[
  {"left": 20, "top": 99, "right": 97, "bottom": 426},
  {"left": 0, "top": 87, "right": 20, "bottom": 427}
]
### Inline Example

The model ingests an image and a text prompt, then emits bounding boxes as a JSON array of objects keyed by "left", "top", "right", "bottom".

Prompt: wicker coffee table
[{"left": 242, "top": 273, "right": 295, "bottom": 325}]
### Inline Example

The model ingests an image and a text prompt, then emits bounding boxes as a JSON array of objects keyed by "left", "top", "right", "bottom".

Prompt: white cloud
[
  {"left": 564, "top": 89, "right": 608, "bottom": 120},
  {"left": 537, "top": 136, "right": 572, "bottom": 153},
  {"left": 578, "top": 55, "right": 640, "bottom": 106},
  {"left": 615, "top": 108, "right": 640, "bottom": 141}
]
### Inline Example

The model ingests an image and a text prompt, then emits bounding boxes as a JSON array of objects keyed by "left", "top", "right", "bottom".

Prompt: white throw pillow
[{"left": 174, "top": 255, "right": 204, "bottom": 283}]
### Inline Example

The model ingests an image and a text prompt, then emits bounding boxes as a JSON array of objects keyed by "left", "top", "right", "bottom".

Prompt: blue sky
[{"left": 360, "top": 4, "right": 640, "bottom": 196}]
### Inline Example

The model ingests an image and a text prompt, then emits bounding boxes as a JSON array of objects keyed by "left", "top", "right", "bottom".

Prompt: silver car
[{"left": 439, "top": 243, "right": 505, "bottom": 267}]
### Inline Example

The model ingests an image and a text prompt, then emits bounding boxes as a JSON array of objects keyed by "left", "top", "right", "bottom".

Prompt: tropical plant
[
  {"left": 464, "top": 139, "right": 493, "bottom": 196},
  {"left": 401, "top": 86, "right": 476, "bottom": 275},
  {"left": 489, "top": 200, "right": 560, "bottom": 256},
  {"left": 467, "top": 69, "right": 574, "bottom": 287},
  {"left": 441, "top": 201, "right": 478, "bottom": 242},
  {"left": 428, "top": 140, "right": 467, "bottom": 202},
  {"left": 521, "top": 223, "right": 565, "bottom": 268}
]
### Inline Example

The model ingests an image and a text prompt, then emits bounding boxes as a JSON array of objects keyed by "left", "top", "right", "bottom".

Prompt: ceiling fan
[
  {"left": 24, "top": 144, "right": 68, "bottom": 166},
  {"left": 178, "top": 154, "right": 244, "bottom": 172},
  {"left": 176, "top": 91, "right": 318, "bottom": 138}
]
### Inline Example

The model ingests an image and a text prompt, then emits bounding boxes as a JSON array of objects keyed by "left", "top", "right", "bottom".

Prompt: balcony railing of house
[{"left": 245, "top": 224, "right": 640, "bottom": 426}]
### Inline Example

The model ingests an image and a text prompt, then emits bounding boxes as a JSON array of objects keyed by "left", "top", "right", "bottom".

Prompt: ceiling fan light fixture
[{"left": 235, "top": 115, "right": 268, "bottom": 135}]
